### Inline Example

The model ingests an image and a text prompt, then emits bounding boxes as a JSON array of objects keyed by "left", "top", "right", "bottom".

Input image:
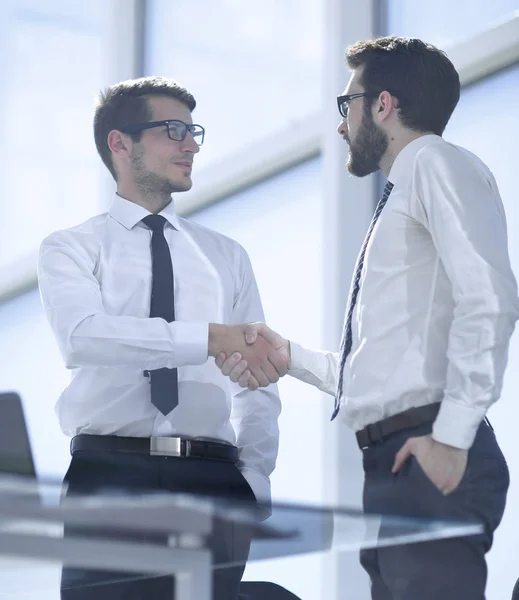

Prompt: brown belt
[
  {"left": 70, "top": 434, "right": 239, "bottom": 463},
  {"left": 355, "top": 403, "right": 441, "bottom": 449}
]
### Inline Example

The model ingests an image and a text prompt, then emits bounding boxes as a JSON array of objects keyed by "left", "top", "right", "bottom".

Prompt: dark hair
[
  {"left": 93, "top": 76, "right": 196, "bottom": 180},
  {"left": 345, "top": 36, "right": 460, "bottom": 135}
]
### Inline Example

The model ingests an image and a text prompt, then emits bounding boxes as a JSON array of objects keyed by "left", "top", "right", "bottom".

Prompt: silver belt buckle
[{"left": 150, "top": 436, "right": 182, "bottom": 457}]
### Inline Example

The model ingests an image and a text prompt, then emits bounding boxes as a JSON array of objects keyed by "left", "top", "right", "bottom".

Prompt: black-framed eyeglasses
[
  {"left": 337, "top": 93, "right": 372, "bottom": 119},
  {"left": 121, "top": 120, "right": 205, "bottom": 146}
]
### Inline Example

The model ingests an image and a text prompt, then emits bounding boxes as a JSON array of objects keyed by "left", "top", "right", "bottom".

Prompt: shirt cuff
[
  {"left": 287, "top": 341, "right": 309, "bottom": 374},
  {"left": 240, "top": 467, "right": 272, "bottom": 521},
  {"left": 432, "top": 400, "right": 487, "bottom": 449},
  {"left": 168, "top": 322, "right": 208, "bottom": 367}
]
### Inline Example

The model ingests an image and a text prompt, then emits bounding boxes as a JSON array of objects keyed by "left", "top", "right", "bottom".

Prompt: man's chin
[
  {"left": 346, "top": 156, "right": 378, "bottom": 178},
  {"left": 170, "top": 178, "right": 193, "bottom": 193}
]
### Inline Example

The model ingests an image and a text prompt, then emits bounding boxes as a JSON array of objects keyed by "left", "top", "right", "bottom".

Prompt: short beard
[
  {"left": 130, "top": 146, "right": 191, "bottom": 197},
  {"left": 347, "top": 111, "right": 388, "bottom": 177}
]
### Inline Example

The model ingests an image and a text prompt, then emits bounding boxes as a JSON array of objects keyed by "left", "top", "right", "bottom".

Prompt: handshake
[{"left": 208, "top": 323, "right": 290, "bottom": 390}]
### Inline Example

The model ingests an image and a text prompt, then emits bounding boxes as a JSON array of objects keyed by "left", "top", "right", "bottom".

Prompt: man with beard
[
  {"left": 38, "top": 76, "right": 287, "bottom": 599},
  {"left": 215, "top": 36, "right": 518, "bottom": 599}
]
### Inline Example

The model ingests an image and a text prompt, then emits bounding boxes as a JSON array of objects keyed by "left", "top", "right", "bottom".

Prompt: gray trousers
[{"left": 360, "top": 420, "right": 509, "bottom": 600}]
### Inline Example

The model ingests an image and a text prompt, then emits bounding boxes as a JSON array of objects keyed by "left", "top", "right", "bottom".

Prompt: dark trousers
[
  {"left": 60, "top": 449, "right": 257, "bottom": 600},
  {"left": 360, "top": 420, "right": 509, "bottom": 600}
]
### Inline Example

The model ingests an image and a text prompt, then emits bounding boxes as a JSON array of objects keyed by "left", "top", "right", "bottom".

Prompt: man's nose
[
  {"left": 181, "top": 132, "right": 200, "bottom": 154},
  {"left": 337, "top": 119, "right": 348, "bottom": 136}
]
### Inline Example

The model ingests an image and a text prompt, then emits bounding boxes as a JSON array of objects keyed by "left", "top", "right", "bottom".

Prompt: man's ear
[
  {"left": 107, "top": 130, "right": 131, "bottom": 159},
  {"left": 374, "top": 91, "right": 396, "bottom": 123}
]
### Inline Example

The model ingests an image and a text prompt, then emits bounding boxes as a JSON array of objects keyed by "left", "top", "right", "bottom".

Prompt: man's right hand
[
  {"left": 208, "top": 323, "right": 289, "bottom": 388},
  {"left": 213, "top": 323, "right": 290, "bottom": 390}
]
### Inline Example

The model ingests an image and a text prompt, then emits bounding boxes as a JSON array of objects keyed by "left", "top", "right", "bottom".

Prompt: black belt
[
  {"left": 70, "top": 434, "right": 239, "bottom": 463},
  {"left": 355, "top": 403, "right": 441, "bottom": 449}
]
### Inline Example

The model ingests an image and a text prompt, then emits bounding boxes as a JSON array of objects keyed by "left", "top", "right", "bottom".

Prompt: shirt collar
[
  {"left": 108, "top": 193, "right": 182, "bottom": 231},
  {"left": 387, "top": 134, "right": 442, "bottom": 185}
]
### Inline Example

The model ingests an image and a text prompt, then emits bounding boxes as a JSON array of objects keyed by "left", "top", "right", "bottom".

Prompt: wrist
[
  {"left": 431, "top": 435, "right": 466, "bottom": 452},
  {"left": 208, "top": 323, "right": 224, "bottom": 357}
]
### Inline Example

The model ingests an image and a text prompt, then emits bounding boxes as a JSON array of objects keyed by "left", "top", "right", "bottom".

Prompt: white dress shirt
[
  {"left": 38, "top": 194, "right": 281, "bottom": 504},
  {"left": 289, "top": 135, "right": 519, "bottom": 450}
]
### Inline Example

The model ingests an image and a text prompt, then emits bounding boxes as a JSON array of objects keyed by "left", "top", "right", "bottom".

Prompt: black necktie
[
  {"left": 332, "top": 181, "right": 394, "bottom": 421},
  {"left": 142, "top": 214, "right": 178, "bottom": 415}
]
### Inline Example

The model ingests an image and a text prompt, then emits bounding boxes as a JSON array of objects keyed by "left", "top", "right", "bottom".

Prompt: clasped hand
[{"left": 210, "top": 323, "right": 289, "bottom": 390}]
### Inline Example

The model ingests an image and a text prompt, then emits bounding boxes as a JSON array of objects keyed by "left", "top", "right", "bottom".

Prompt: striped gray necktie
[{"left": 331, "top": 181, "right": 394, "bottom": 420}]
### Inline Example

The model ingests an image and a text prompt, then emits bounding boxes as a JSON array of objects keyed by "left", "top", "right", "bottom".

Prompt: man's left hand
[{"left": 392, "top": 435, "right": 468, "bottom": 495}]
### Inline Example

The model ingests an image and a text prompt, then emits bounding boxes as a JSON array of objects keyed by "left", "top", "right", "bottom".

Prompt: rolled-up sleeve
[{"left": 412, "top": 144, "right": 519, "bottom": 448}]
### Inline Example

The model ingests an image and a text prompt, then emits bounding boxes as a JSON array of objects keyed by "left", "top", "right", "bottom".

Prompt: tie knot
[{"left": 142, "top": 214, "right": 167, "bottom": 232}]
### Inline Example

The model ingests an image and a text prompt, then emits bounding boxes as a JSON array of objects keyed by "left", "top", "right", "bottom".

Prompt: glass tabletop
[{"left": 0, "top": 473, "right": 483, "bottom": 598}]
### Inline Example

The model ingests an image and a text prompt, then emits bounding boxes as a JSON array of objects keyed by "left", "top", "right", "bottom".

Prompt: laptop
[{"left": 0, "top": 392, "right": 36, "bottom": 477}]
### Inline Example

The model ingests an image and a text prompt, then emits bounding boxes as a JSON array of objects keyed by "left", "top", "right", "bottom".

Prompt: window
[
  {"left": 0, "top": 0, "right": 116, "bottom": 273},
  {"left": 384, "top": 0, "right": 519, "bottom": 47},
  {"left": 0, "top": 289, "right": 70, "bottom": 477},
  {"left": 145, "top": 0, "right": 324, "bottom": 169}
]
